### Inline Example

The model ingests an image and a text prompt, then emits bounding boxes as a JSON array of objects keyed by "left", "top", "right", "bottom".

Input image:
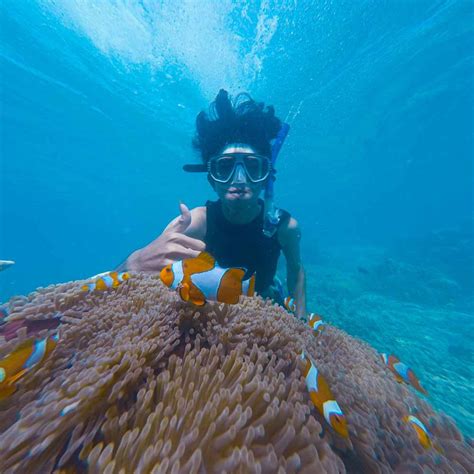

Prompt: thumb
[{"left": 173, "top": 201, "right": 192, "bottom": 233}]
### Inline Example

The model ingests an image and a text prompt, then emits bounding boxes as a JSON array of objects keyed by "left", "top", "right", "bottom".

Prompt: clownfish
[
  {"left": 82, "top": 271, "right": 130, "bottom": 292},
  {"left": 308, "top": 313, "right": 325, "bottom": 335},
  {"left": 160, "top": 252, "right": 255, "bottom": 306},
  {"left": 0, "top": 333, "right": 59, "bottom": 400},
  {"left": 381, "top": 354, "right": 428, "bottom": 395},
  {"left": 403, "top": 415, "right": 444, "bottom": 453},
  {"left": 284, "top": 296, "right": 296, "bottom": 312},
  {"left": 300, "top": 351, "right": 349, "bottom": 438}
]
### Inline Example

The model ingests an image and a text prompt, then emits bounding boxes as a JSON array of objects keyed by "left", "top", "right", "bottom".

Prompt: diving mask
[{"left": 207, "top": 153, "right": 271, "bottom": 183}]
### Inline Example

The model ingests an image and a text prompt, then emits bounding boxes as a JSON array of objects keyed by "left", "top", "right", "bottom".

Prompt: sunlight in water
[{"left": 39, "top": 0, "right": 284, "bottom": 97}]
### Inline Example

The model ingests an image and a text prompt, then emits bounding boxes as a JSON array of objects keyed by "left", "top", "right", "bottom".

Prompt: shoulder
[
  {"left": 190, "top": 206, "right": 207, "bottom": 217},
  {"left": 277, "top": 215, "right": 301, "bottom": 248}
]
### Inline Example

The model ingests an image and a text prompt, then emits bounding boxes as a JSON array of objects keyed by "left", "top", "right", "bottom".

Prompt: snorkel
[{"left": 263, "top": 122, "right": 290, "bottom": 237}]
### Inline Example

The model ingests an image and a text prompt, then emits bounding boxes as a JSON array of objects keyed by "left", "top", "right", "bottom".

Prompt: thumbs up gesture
[{"left": 126, "top": 202, "right": 206, "bottom": 272}]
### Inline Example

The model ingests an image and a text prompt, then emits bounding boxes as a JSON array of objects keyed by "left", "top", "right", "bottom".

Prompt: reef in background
[
  {"left": 0, "top": 274, "right": 472, "bottom": 473},
  {"left": 304, "top": 239, "right": 473, "bottom": 438}
]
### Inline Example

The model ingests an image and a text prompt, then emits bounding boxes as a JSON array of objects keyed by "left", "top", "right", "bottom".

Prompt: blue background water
[{"left": 1, "top": 1, "right": 472, "bottom": 436}]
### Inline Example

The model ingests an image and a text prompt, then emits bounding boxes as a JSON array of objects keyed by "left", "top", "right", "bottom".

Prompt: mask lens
[
  {"left": 244, "top": 155, "right": 269, "bottom": 181},
  {"left": 211, "top": 156, "right": 235, "bottom": 181},
  {"left": 209, "top": 153, "right": 270, "bottom": 182}
]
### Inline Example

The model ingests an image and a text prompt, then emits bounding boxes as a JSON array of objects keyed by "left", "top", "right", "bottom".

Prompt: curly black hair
[{"left": 193, "top": 89, "right": 282, "bottom": 163}]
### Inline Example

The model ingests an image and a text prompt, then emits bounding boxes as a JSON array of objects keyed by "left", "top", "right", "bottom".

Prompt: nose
[{"left": 231, "top": 163, "right": 247, "bottom": 184}]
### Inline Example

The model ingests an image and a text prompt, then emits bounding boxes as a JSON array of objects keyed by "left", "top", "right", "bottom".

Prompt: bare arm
[
  {"left": 279, "top": 217, "right": 307, "bottom": 321},
  {"left": 117, "top": 203, "right": 207, "bottom": 272}
]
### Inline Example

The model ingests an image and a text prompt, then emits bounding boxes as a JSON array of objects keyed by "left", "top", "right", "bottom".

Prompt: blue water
[{"left": 1, "top": 1, "right": 473, "bottom": 435}]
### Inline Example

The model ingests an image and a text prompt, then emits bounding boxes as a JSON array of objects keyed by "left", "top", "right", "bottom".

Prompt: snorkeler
[{"left": 118, "top": 90, "right": 307, "bottom": 320}]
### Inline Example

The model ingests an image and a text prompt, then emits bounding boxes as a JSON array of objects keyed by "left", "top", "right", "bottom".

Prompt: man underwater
[{"left": 119, "top": 90, "right": 307, "bottom": 320}]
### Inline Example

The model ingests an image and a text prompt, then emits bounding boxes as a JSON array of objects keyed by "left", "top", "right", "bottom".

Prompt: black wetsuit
[{"left": 204, "top": 199, "right": 290, "bottom": 302}]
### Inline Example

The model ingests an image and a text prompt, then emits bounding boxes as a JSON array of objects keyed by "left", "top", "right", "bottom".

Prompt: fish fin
[
  {"left": 247, "top": 274, "right": 255, "bottom": 297},
  {"left": 7, "top": 368, "right": 28, "bottom": 384},
  {"left": 95, "top": 278, "right": 108, "bottom": 291},
  {"left": 183, "top": 252, "right": 216, "bottom": 275},
  {"left": 409, "top": 371, "right": 428, "bottom": 395},
  {"left": 413, "top": 382, "right": 428, "bottom": 396},
  {"left": 217, "top": 268, "right": 246, "bottom": 304},
  {"left": 179, "top": 283, "right": 190, "bottom": 302},
  {"left": 187, "top": 280, "right": 207, "bottom": 306},
  {"left": 109, "top": 271, "right": 120, "bottom": 287},
  {"left": 190, "top": 296, "right": 206, "bottom": 307}
]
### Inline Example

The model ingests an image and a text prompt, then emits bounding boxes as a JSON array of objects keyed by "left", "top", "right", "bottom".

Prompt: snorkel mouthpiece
[{"left": 263, "top": 122, "right": 290, "bottom": 237}]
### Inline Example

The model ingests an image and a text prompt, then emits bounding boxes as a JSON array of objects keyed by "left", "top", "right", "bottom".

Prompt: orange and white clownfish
[
  {"left": 300, "top": 350, "right": 349, "bottom": 438},
  {"left": 284, "top": 296, "right": 296, "bottom": 312},
  {"left": 403, "top": 415, "right": 444, "bottom": 453},
  {"left": 381, "top": 354, "right": 428, "bottom": 395},
  {"left": 0, "top": 333, "right": 59, "bottom": 400},
  {"left": 160, "top": 251, "right": 255, "bottom": 306},
  {"left": 308, "top": 313, "right": 325, "bottom": 335},
  {"left": 82, "top": 271, "right": 130, "bottom": 292}
]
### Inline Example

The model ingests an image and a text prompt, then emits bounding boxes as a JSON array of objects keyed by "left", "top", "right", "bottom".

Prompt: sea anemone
[{"left": 0, "top": 273, "right": 472, "bottom": 473}]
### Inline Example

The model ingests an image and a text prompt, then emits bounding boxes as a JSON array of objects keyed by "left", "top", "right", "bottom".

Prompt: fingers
[
  {"left": 171, "top": 201, "right": 191, "bottom": 233},
  {"left": 166, "top": 245, "right": 202, "bottom": 261},
  {"left": 171, "top": 233, "right": 206, "bottom": 252},
  {"left": 138, "top": 242, "right": 202, "bottom": 272}
]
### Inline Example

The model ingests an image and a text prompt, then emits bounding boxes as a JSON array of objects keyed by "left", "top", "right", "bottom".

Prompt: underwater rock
[{"left": 0, "top": 274, "right": 472, "bottom": 473}]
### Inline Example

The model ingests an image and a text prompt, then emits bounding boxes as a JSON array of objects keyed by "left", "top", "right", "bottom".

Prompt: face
[{"left": 210, "top": 144, "right": 267, "bottom": 208}]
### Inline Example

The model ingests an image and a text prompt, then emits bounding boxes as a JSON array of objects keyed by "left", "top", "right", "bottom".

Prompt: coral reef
[
  {"left": 393, "top": 221, "right": 474, "bottom": 296},
  {"left": 305, "top": 244, "right": 473, "bottom": 437},
  {"left": 0, "top": 274, "right": 472, "bottom": 473}
]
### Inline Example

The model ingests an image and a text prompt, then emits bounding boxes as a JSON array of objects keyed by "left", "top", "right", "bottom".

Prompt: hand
[{"left": 127, "top": 202, "right": 206, "bottom": 272}]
